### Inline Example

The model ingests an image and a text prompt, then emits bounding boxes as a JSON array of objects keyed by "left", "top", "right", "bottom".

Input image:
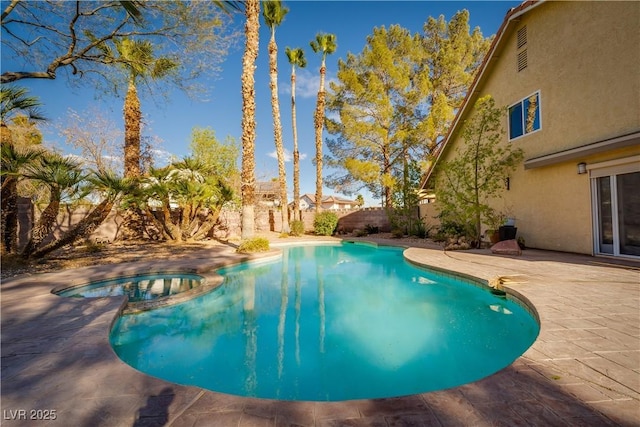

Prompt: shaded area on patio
[{"left": 1, "top": 240, "right": 639, "bottom": 426}]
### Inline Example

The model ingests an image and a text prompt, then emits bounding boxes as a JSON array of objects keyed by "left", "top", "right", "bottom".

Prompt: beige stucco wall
[{"left": 435, "top": 1, "right": 640, "bottom": 254}]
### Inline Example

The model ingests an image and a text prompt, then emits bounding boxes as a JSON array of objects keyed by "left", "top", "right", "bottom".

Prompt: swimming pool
[{"left": 110, "top": 243, "right": 539, "bottom": 401}]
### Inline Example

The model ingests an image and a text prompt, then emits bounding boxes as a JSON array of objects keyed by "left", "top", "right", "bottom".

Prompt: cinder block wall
[
  {"left": 17, "top": 202, "right": 402, "bottom": 246},
  {"left": 335, "top": 208, "right": 391, "bottom": 233}
]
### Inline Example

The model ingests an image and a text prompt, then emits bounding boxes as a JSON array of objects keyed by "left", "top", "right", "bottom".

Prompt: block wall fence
[{"left": 15, "top": 199, "right": 412, "bottom": 248}]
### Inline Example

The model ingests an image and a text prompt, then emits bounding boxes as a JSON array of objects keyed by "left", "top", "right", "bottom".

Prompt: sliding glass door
[{"left": 594, "top": 171, "right": 640, "bottom": 257}]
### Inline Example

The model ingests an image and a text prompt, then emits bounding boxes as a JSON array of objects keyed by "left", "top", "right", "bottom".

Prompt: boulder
[{"left": 491, "top": 239, "right": 522, "bottom": 256}]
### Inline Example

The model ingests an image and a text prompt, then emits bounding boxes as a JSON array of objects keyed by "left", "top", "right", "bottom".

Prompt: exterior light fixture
[{"left": 577, "top": 162, "right": 587, "bottom": 175}]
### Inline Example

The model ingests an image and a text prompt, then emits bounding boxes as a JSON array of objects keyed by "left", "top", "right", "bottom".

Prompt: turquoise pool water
[
  {"left": 110, "top": 243, "right": 539, "bottom": 401},
  {"left": 57, "top": 273, "right": 202, "bottom": 302}
]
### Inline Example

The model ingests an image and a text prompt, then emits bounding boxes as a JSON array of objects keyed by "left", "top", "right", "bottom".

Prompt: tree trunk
[
  {"left": 314, "top": 63, "right": 327, "bottom": 214},
  {"left": 161, "top": 202, "right": 182, "bottom": 242},
  {"left": 190, "top": 208, "right": 223, "bottom": 241},
  {"left": 1, "top": 125, "right": 18, "bottom": 253},
  {"left": 268, "top": 32, "right": 289, "bottom": 234},
  {"left": 291, "top": 71, "right": 301, "bottom": 221},
  {"left": 143, "top": 207, "right": 173, "bottom": 241},
  {"left": 21, "top": 193, "right": 61, "bottom": 258},
  {"left": 123, "top": 80, "right": 141, "bottom": 179},
  {"left": 30, "top": 199, "right": 115, "bottom": 259},
  {"left": 1, "top": 177, "right": 18, "bottom": 253},
  {"left": 240, "top": 0, "right": 260, "bottom": 239},
  {"left": 121, "top": 80, "right": 144, "bottom": 240}
]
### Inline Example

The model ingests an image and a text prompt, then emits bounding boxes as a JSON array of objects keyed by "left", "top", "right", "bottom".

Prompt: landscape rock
[{"left": 491, "top": 239, "right": 522, "bottom": 256}]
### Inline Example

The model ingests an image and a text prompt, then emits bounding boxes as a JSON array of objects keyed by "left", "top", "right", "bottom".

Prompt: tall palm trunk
[
  {"left": 268, "top": 30, "right": 289, "bottom": 233},
  {"left": 314, "top": 62, "right": 327, "bottom": 213},
  {"left": 122, "top": 79, "right": 146, "bottom": 240},
  {"left": 240, "top": 0, "right": 260, "bottom": 239},
  {"left": 291, "top": 67, "right": 300, "bottom": 221},
  {"left": 123, "top": 80, "right": 141, "bottom": 179}
]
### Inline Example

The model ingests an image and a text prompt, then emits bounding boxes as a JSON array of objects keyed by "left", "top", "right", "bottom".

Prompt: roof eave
[{"left": 419, "top": 0, "right": 544, "bottom": 191}]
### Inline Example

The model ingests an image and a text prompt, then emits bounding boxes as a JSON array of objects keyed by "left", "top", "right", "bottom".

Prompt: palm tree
[
  {"left": 87, "top": 35, "right": 177, "bottom": 178},
  {"left": 30, "top": 171, "right": 131, "bottom": 259},
  {"left": 0, "top": 143, "right": 43, "bottom": 253},
  {"left": 285, "top": 47, "right": 306, "bottom": 221},
  {"left": 263, "top": 0, "right": 290, "bottom": 234},
  {"left": 240, "top": 0, "right": 260, "bottom": 239},
  {"left": 0, "top": 85, "right": 46, "bottom": 253},
  {"left": 1, "top": 86, "right": 45, "bottom": 144},
  {"left": 310, "top": 33, "right": 337, "bottom": 213},
  {"left": 116, "top": 38, "right": 178, "bottom": 178},
  {"left": 21, "top": 154, "right": 84, "bottom": 258},
  {"left": 139, "top": 158, "right": 233, "bottom": 242},
  {"left": 88, "top": 36, "right": 177, "bottom": 239}
]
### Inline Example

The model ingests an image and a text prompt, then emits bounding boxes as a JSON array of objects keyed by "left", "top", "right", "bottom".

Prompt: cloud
[
  {"left": 281, "top": 68, "right": 337, "bottom": 99},
  {"left": 268, "top": 149, "right": 308, "bottom": 162},
  {"left": 152, "top": 149, "right": 175, "bottom": 166}
]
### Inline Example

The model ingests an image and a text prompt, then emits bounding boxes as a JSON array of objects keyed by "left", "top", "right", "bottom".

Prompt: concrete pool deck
[{"left": 1, "top": 238, "right": 639, "bottom": 426}]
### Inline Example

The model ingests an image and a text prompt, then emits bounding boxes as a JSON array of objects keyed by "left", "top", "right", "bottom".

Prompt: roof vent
[
  {"left": 517, "top": 50, "right": 528, "bottom": 72},
  {"left": 517, "top": 26, "right": 527, "bottom": 49}
]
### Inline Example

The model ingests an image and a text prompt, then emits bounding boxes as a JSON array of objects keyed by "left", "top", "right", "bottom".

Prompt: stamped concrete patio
[{"left": 1, "top": 238, "right": 639, "bottom": 426}]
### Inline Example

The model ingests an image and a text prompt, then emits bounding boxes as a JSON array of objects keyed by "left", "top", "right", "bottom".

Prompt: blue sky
[{"left": 2, "top": 1, "right": 520, "bottom": 206}]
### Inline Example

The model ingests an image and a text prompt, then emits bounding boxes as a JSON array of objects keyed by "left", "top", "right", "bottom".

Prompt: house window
[{"left": 509, "top": 92, "right": 541, "bottom": 140}]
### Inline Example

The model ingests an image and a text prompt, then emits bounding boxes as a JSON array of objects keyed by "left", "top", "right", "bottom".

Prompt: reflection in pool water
[
  {"left": 57, "top": 273, "right": 202, "bottom": 302},
  {"left": 110, "top": 244, "right": 539, "bottom": 401}
]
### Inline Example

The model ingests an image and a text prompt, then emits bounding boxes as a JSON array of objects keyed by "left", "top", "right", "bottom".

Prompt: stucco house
[
  {"left": 294, "top": 194, "right": 359, "bottom": 211},
  {"left": 421, "top": 0, "right": 639, "bottom": 259},
  {"left": 256, "top": 181, "right": 279, "bottom": 207}
]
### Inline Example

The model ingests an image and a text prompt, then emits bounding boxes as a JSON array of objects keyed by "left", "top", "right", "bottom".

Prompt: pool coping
[{"left": 1, "top": 238, "right": 638, "bottom": 426}]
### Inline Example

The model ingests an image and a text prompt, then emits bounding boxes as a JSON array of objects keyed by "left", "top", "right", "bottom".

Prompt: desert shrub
[
  {"left": 313, "top": 212, "right": 338, "bottom": 236},
  {"left": 354, "top": 229, "right": 368, "bottom": 237},
  {"left": 83, "top": 240, "right": 105, "bottom": 253},
  {"left": 391, "top": 228, "right": 405, "bottom": 238},
  {"left": 236, "top": 237, "right": 270, "bottom": 253},
  {"left": 410, "top": 220, "right": 429, "bottom": 238},
  {"left": 364, "top": 224, "right": 379, "bottom": 234},
  {"left": 290, "top": 220, "right": 305, "bottom": 236},
  {"left": 434, "top": 218, "right": 468, "bottom": 242}
]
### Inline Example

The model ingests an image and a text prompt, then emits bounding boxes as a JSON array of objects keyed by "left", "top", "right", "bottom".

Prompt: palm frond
[
  {"left": 213, "top": 1, "right": 244, "bottom": 14},
  {"left": 1, "top": 85, "right": 46, "bottom": 122},
  {"left": 118, "top": 0, "right": 144, "bottom": 24},
  {"left": 262, "top": 0, "right": 289, "bottom": 28},
  {"left": 286, "top": 47, "right": 307, "bottom": 68}
]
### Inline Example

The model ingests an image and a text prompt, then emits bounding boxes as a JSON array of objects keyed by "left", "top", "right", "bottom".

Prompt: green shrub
[
  {"left": 364, "top": 224, "right": 379, "bottom": 234},
  {"left": 410, "top": 220, "right": 428, "bottom": 238},
  {"left": 290, "top": 220, "right": 305, "bottom": 236},
  {"left": 83, "top": 240, "right": 105, "bottom": 253},
  {"left": 236, "top": 237, "right": 270, "bottom": 253},
  {"left": 433, "top": 212, "right": 469, "bottom": 241},
  {"left": 313, "top": 212, "right": 338, "bottom": 236},
  {"left": 391, "top": 228, "right": 405, "bottom": 238}
]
